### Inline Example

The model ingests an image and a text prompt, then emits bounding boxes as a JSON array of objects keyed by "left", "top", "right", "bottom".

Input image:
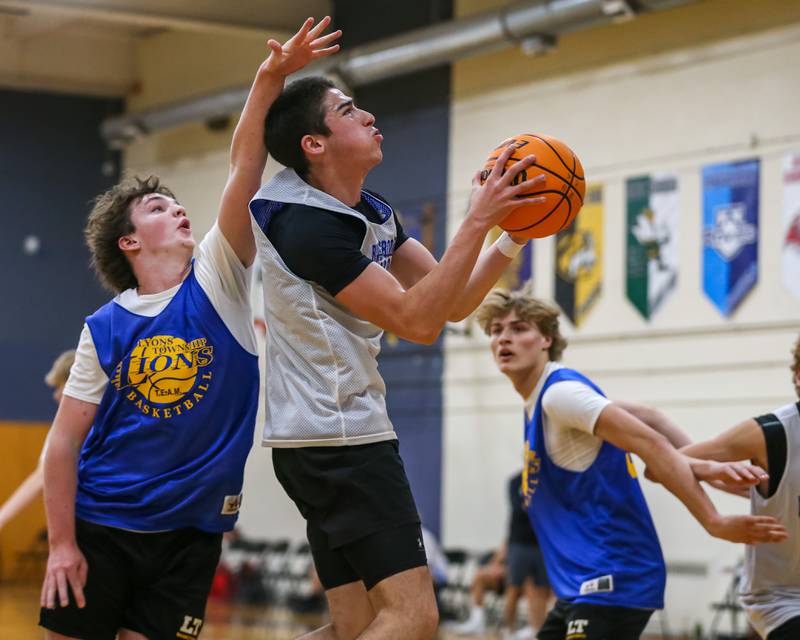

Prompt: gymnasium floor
[{"left": 1, "top": 583, "right": 512, "bottom": 639}]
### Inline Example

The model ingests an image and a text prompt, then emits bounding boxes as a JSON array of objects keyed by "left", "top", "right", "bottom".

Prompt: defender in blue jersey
[
  {"left": 476, "top": 289, "right": 785, "bottom": 640},
  {"left": 38, "top": 19, "right": 341, "bottom": 640}
]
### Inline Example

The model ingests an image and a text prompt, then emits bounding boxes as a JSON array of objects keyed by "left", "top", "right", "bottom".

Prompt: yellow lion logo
[{"left": 112, "top": 335, "right": 213, "bottom": 406}]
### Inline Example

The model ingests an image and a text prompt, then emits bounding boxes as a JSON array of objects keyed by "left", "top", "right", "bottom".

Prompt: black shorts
[
  {"left": 538, "top": 599, "right": 653, "bottom": 640},
  {"left": 769, "top": 616, "right": 800, "bottom": 639},
  {"left": 507, "top": 542, "right": 549, "bottom": 588},
  {"left": 273, "top": 440, "right": 426, "bottom": 590},
  {"left": 39, "top": 518, "right": 222, "bottom": 640}
]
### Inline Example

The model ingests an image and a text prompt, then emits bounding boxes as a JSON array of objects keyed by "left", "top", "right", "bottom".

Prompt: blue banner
[{"left": 702, "top": 159, "right": 759, "bottom": 317}]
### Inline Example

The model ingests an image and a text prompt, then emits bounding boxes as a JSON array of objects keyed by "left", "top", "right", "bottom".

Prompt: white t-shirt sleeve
[
  {"left": 541, "top": 380, "right": 611, "bottom": 435},
  {"left": 194, "top": 223, "right": 257, "bottom": 355},
  {"left": 62, "top": 324, "right": 108, "bottom": 405}
]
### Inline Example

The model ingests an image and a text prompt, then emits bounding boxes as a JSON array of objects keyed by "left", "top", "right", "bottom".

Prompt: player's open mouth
[
  {"left": 178, "top": 219, "right": 191, "bottom": 231},
  {"left": 373, "top": 129, "right": 383, "bottom": 142},
  {"left": 498, "top": 348, "right": 514, "bottom": 361}
]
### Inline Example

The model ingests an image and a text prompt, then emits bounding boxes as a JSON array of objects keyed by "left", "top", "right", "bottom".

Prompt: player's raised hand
[
  {"left": 467, "top": 144, "right": 546, "bottom": 231},
  {"left": 41, "top": 540, "right": 88, "bottom": 609},
  {"left": 707, "top": 514, "right": 789, "bottom": 545},
  {"left": 262, "top": 16, "right": 341, "bottom": 78}
]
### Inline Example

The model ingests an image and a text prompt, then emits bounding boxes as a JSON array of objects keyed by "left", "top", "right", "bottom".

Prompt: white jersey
[
  {"left": 739, "top": 401, "right": 800, "bottom": 638},
  {"left": 249, "top": 169, "right": 398, "bottom": 447}
]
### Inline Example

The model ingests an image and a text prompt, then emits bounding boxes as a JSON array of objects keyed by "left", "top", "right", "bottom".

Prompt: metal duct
[{"left": 101, "top": 0, "right": 696, "bottom": 145}]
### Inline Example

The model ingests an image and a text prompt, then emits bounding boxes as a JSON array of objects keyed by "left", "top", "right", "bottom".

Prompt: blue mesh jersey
[
  {"left": 523, "top": 367, "right": 666, "bottom": 609},
  {"left": 76, "top": 267, "right": 259, "bottom": 533}
]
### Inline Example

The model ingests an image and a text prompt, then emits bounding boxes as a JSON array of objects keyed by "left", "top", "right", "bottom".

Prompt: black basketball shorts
[
  {"left": 39, "top": 518, "right": 222, "bottom": 640},
  {"left": 537, "top": 599, "right": 654, "bottom": 640},
  {"left": 272, "top": 439, "right": 428, "bottom": 590}
]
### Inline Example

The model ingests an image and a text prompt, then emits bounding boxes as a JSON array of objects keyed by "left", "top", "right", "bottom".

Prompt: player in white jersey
[
  {"left": 251, "top": 78, "right": 548, "bottom": 636},
  {"left": 636, "top": 335, "right": 800, "bottom": 639}
]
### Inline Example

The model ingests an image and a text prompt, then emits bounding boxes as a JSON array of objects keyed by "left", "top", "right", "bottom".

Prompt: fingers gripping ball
[{"left": 481, "top": 134, "right": 586, "bottom": 238}]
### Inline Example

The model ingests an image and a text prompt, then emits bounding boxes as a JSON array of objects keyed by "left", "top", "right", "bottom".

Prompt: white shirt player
[
  {"left": 524, "top": 361, "right": 611, "bottom": 471},
  {"left": 739, "top": 402, "right": 800, "bottom": 639},
  {"left": 64, "top": 224, "right": 257, "bottom": 404}
]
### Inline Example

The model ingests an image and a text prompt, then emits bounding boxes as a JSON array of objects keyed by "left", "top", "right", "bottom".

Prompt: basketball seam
[
  {"left": 528, "top": 134, "right": 585, "bottom": 182},
  {"left": 557, "top": 156, "right": 577, "bottom": 232},
  {"left": 509, "top": 159, "right": 585, "bottom": 205},
  {"left": 506, "top": 189, "right": 570, "bottom": 232}
]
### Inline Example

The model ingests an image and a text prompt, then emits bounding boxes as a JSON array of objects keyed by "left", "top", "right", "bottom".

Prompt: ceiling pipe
[{"left": 101, "top": 0, "right": 696, "bottom": 146}]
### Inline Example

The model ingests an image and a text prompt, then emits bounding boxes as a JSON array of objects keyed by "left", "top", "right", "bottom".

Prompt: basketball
[{"left": 480, "top": 133, "right": 586, "bottom": 239}]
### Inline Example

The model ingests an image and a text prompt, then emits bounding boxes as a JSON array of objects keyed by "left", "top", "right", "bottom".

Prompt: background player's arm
[
  {"left": 615, "top": 399, "right": 692, "bottom": 448},
  {"left": 680, "top": 418, "right": 767, "bottom": 467},
  {"left": 390, "top": 229, "right": 532, "bottom": 322},
  {"left": 337, "top": 149, "right": 544, "bottom": 344},
  {"left": 40, "top": 396, "right": 98, "bottom": 610},
  {"left": 0, "top": 463, "right": 44, "bottom": 531},
  {"left": 619, "top": 402, "right": 766, "bottom": 495},
  {"left": 217, "top": 17, "right": 341, "bottom": 266},
  {"left": 594, "top": 403, "right": 787, "bottom": 544}
]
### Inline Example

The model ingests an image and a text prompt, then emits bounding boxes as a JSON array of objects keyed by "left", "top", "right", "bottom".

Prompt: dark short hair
[
  {"left": 265, "top": 76, "right": 336, "bottom": 176},
  {"left": 84, "top": 175, "right": 175, "bottom": 293}
]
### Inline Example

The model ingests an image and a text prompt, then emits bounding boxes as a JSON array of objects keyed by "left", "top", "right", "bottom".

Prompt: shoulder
[
  {"left": 770, "top": 402, "right": 800, "bottom": 422},
  {"left": 85, "top": 297, "right": 122, "bottom": 328},
  {"left": 270, "top": 202, "right": 363, "bottom": 239}
]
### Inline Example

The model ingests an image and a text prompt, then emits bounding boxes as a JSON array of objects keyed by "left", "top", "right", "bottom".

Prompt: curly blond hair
[
  {"left": 84, "top": 175, "right": 175, "bottom": 293},
  {"left": 476, "top": 288, "right": 567, "bottom": 361}
]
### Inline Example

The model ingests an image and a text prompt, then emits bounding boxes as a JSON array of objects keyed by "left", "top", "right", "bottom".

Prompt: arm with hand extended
[{"left": 595, "top": 404, "right": 786, "bottom": 545}]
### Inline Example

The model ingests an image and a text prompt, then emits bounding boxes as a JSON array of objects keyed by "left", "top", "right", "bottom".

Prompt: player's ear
[
  {"left": 301, "top": 134, "right": 325, "bottom": 158},
  {"left": 118, "top": 233, "right": 140, "bottom": 254}
]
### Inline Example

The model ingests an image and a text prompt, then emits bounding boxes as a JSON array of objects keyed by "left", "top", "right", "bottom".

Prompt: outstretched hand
[
  {"left": 690, "top": 458, "right": 767, "bottom": 488},
  {"left": 707, "top": 514, "right": 788, "bottom": 545},
  {"left": 645, "top": 458, "right": 767, "bottom": 495},
  {"left": 262, "top": 16, "right": 342, "bottom": 78}
]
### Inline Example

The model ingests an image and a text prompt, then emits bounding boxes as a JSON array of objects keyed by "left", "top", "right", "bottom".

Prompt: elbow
[
  {"left": 447, "top": 309, "right": 469, "bottom": 323},
  {"left": 402, "top": 326, "right": 440, "bottom": 345},
  {"left": 416, "top": 329, "right": 441, "bottom": 345},
  {"left": 392, "top": 305, "right": 443, "bottom": 345},
  {"left": 639, "top": 433, "right": 673, "bottom": 463},
  {"left": 398, "top": 316, "right": 442, "bottom": 345}
]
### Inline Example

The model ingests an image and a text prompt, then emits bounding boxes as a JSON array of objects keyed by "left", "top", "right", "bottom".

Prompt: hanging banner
[
  {"left": 783, "top": 153, "right": 800, "bottom": 298},
  {"left": 490, "top": 227, "right": 533, "bottom": 291},
  {"left": 555, "top": 183, "right": 603, "bottom": 327},
  {"left": 626, "top": 173, "right": 679, "bottom": 320},
  {"left": 702, "top": 159, "right": 759, "bottom": 317}
]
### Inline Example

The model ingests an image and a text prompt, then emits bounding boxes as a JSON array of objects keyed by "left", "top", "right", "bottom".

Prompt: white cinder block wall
[{"left": 444, "top": 8, "right": 800, "bottom": 633}]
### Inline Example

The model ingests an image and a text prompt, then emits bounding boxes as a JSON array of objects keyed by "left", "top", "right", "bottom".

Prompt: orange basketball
[{"left": 480, "top": 133, "right": 586, "bottom": 239}]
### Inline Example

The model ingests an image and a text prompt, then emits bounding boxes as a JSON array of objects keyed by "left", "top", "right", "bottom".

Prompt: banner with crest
[
  {"left": 625, "top": 173, "right": 679, "bottom": 320},
  {"left": 783, "top": 153, "right": 800, "bottom": 298},
  {"left": 702, "top": 159, "right": 759, "bottom": 317},
  {"left": 554, "top": 184, "right": 603, "bottom": 327}
]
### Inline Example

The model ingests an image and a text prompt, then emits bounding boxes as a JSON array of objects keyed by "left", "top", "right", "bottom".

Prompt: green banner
[{"left": 625, "top": 174, "right": 678, "bottom": 320}]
